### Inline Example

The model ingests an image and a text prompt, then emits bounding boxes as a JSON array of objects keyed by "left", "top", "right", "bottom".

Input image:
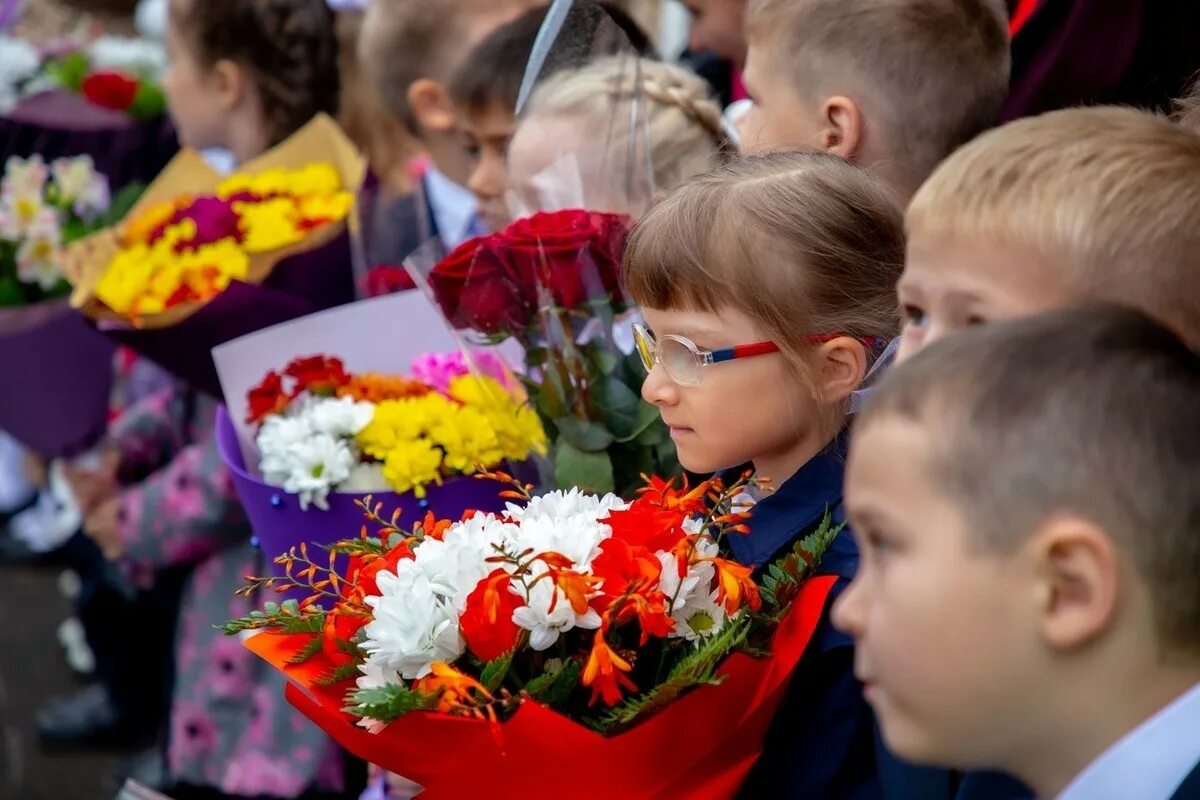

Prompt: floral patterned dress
[{"left": 109, "top": 385, "right": 344, "bottom": 797}]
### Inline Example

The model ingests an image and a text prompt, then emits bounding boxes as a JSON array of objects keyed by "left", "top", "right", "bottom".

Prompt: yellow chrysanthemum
[
  {"left": 235, "top": 198, "right": 306, "bottom": 253},
  {"left": 356, "top": 394, "right": 455, "bottom": 460},
  {"left": 296, "top": 191, "right": 354, "bottom": 224},
  {"left": 216, "top": 164, "right": 342, "bottom": 200},
  {"left": 430, "top": 406, "right": 505, "bottom": 474},
  {"left": 381, "top": 439, "right": 444, "bottom": 497}
]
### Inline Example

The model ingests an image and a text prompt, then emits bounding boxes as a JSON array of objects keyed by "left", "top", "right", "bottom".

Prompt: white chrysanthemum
[
  {"left": 258, "top": 421, "right": 354, "bottom": 510},
  {"left": 361, "top": 560, "right": 465, "bottom": 680},
  {"left": 304, "top": 395, "right": 374, "bottom": 438},
  {"left": 412, "top": 513, "right": 514, "bottom": 611},
  {"left": 504, "top": 488, "right": 626, "bottom": 569},
  {"left": 657, "top": 537, "right": 727, "bottom": 641},
  {"left": 510, "top": 564, "right": 601, "bottom": 651}
]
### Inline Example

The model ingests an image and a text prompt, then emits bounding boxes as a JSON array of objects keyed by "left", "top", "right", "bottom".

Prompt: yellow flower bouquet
[{"left": 60, "top": 114, "right": 368, "bottom": 395}]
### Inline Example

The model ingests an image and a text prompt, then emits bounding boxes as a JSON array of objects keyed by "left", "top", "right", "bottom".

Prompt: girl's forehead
[{"left": 642, "top": 306, "right": 764, "bottom": 340}]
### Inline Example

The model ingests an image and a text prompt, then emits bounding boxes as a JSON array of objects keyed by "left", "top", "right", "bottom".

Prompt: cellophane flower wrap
[
  {"left": 0, "top": 153, "right": 141, "bottom": 456},
  {"left": 228, "top": 472, "right": 843, "bottom": 798},
  {"left": 407, "top": 3, "right": 677, "bottom": 498},
  {"left": 60, "top": 114, "right": 366, "bottom": 395}
]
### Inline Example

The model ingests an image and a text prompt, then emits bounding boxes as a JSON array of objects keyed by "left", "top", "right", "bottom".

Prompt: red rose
[
  {"left": 363, "top": 265, "right": 416, "bottom": 297},
  {"left": 246, "top": 370, "right": 289, "bottom": 423},
  {"left": 500, "top": 210, "right": 630, "bottom": 310},
  {"left": 429, "top": 235, "right": 531, "bottom": 336},
  {"left": 284, "top": 355, "right": 350, "bottom": 395},
  {"left": 81, "top": 71, "right": 140, "bottom": 112},
  {"left": 460, "top": 569, "right": 523, "bottom": 661}
]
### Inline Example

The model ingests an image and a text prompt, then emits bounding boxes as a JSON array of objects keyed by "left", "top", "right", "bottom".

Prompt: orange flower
[
  {"left": 417, "top": 662, "right": 494, "bottom": 715},
  {"left": 460, "top": 570, "right": 522, "bottom": 661},
  {"left": 710, "top": 557, "right": 762, "bottom": 614},
  {"left": 582, "top": 630, "right": 638, "bottom": 706},
  {"left": 637, "top": 475, "right": 710, "bottom": 515},
  {"left": 337, "top": 373, "right": 432, "bottom": 403}
]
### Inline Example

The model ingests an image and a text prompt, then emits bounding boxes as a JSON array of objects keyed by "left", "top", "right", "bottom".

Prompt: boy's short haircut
[
  {"left": 358, "top": 0, "right": 530, "bottom": 132},
  {"left": 863, "top": 305, "right": 1200, "bottom": 656},
  {"left": 449, "top": 3, "right": 657, "bottom": 116},
  {"left": 449, "top": 6, "right": 549, "bottom": 116},
  {"left": 746, "top": 0, "right": 1009, "bottom": 180},
  {"left": 908, "top": 106, "right": 1200, "bottom": 349}
]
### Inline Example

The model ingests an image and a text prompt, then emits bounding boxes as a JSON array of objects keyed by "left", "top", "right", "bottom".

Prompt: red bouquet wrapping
[
  {"left": 229, "top": 473, "right": 845, "bottom": 798},
  {"left": 249, "top": 575, "right": 835, "bottom": 799}
]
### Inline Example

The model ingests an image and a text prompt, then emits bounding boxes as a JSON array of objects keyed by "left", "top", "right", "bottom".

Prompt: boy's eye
[
  {"left": 901, "top": 304, "right": 928, "bottom": 327},
  {"left": 965, "top": 313, "right": 987, "bottom": 327}
]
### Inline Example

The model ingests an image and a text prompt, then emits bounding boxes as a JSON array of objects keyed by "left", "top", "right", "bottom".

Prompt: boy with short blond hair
[
  {"left": 835, "top": 305, "right": 1200, "bottom": 799},
  {"left": 898, "top": 106, "right": 1200, "bottom": 360},
  {"left": 739, "top": 0, "right": 1009, "bottom": 204}
]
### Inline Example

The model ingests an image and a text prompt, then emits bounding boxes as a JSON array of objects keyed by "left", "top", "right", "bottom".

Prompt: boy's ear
[
  {"left": 407, "top": 78, "right": 458, "bottom": 134},
  {"left": 211, "top": 59, "right": 248, "bottom": 112},
  {"left": 821, "top": 95, "right": 863, "bottom": 161},
  {"left": 815, "top": 337, "right": 868, "bottom": 405},
  {"left": 1030, "top": 516, "right": 1120, "bottom": 651}
]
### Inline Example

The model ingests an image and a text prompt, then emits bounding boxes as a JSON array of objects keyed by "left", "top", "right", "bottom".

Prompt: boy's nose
[{"left": 831, "top": 575, "right": 867, "bottom": 639}]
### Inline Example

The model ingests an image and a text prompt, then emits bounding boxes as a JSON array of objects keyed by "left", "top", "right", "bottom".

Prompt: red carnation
[
  {"left": 347, "top": 539, "right": 415, "bottom": 599},
  {"left": 81, "top": 70, "right": 140, "bottom": 112},
  {"left": 246, "top": 370, "right": 290, "bottom": 424},
  {"left": 429, "top": 235, "right": 531, "bottom": 336},
  {"left": 322, "top": 610, "right": 368, "bottom": 667},
  {"left": 460, "top": 569, "right": 523, "bottom": 662},
  {"left": 285, "top": 355, "right": 350, "bottom": 395}
]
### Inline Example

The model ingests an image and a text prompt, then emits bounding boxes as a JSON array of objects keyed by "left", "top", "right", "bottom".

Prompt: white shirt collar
[
  {"left": 1058, "top": 681, "right": 1200, "bottom": 800},
  {"left": 423, "top": 163, "right": 479, "bottom": 251}
]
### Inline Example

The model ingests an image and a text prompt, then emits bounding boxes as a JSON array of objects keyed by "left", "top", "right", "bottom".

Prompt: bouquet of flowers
[
  {"left": 420, "top": 208, "right": 674, "bottom": 498},
  {"left": 229, "top": 473, "right": 842, "bottom": 798},
  {"left": 0, "top": 34, "right": 166, "bottom": 120},
  {"left": 62, "top": 114, "right": 366, "bottom": 395},
  {"left": 216, "top": 350, "right": 546, "bottom": 591},
  {"left": 0, "top": 153, "right": 141, "bottom": 456}
]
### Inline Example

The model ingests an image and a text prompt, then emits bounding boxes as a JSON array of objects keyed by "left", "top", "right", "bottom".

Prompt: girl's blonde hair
[
  {"left": 625, "top": 152, "right": 904, "bottom": 380},
  {"left": 527, "top": 57, "right": 729, "bottom": 197}
]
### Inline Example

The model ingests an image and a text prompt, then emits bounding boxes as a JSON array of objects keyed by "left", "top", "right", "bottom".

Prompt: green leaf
[
  {"left": 587, "top": 615, "right": 752, "bottom": 733},
  {"left": 525, "top": 658, "right": 582, "bottom": 707},
  {"left": 287, "top": 635, "right": 324, "bottom": 665},
  {"left": 587, "top": 347, "right": 620, "bottom": 376},
  {"left": 591, "top": 375, "right": 641, "bottom": 437},
  {"left": 311, "top": 662, "right": 362, "bottom": 687},
  {"left": 95, "top": 183, "right": 146, "bottom": 228},
  {"left": 480, "top": 648, "right": 515, "bottom": 693},
  {"left": 0, "top": 277, "right": 26, "bottom": 307},
  {"left": 346, "top": 683, "right": 437, "bottom": 722},
  {"left": 127, "top": 81, "right": 166, "bottom": 120},
  {"left": 555, "top": 417, "right": 615, "bottom": 452},
  {"left": 613, "top": 400, "right": 662, "bottom": 443},
  {"left": 524, "top": 347, "right": 549, "bottom": 368},
  {"left": 45, "top": 53, "right": 89, "bottom": 91},
  {"left": 553, "top": 439, "right": 615, "bottom": 494}
]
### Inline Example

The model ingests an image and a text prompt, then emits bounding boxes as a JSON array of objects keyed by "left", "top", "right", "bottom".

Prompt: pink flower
[
  {"left": 206, "top": 635, "right": 254, "bottom": 700},
  {"left": 219, "top": 751, "right": 309, "bottom": 797},
  {"left": 411, "top": 351, "right": 514, "bottom": 395},
  {"left": 168, "top": 700, "right": 218, "bottom": 773}
]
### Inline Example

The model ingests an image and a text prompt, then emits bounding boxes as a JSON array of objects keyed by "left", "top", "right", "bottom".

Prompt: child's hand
[
  {"left": 83, "top": 497, "right": 123, "bottom": 560},
  {"left": 64, "top": 448, "right": 120, "bottom": 515}
]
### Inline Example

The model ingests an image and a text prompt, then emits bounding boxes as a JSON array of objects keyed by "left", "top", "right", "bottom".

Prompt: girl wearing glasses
[{"left": 625, "top": 152, "right": 952, "bottom": 799}]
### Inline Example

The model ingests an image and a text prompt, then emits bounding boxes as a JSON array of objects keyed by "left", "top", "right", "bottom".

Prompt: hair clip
[{"left": 326, "top": 0, "right": 371, "bottom": 10}]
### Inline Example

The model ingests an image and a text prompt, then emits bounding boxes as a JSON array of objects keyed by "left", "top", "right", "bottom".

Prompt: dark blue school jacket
[{"left": 728, "top": 433, "right": 958, "bottom": 800}]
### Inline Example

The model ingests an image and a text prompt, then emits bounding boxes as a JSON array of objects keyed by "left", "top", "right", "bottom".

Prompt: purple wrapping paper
[
  {"left": 0, "top": 90, "right": 178, "bottom": 188},
  {"left": 215, "top": 406, "right": 521, "bottom": 599},
  {"left": 97, "top": 229, "right": 357, "bottom": 397},
  {"left": 0, "top": 303, "right": 114, "bottom": 457}
]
